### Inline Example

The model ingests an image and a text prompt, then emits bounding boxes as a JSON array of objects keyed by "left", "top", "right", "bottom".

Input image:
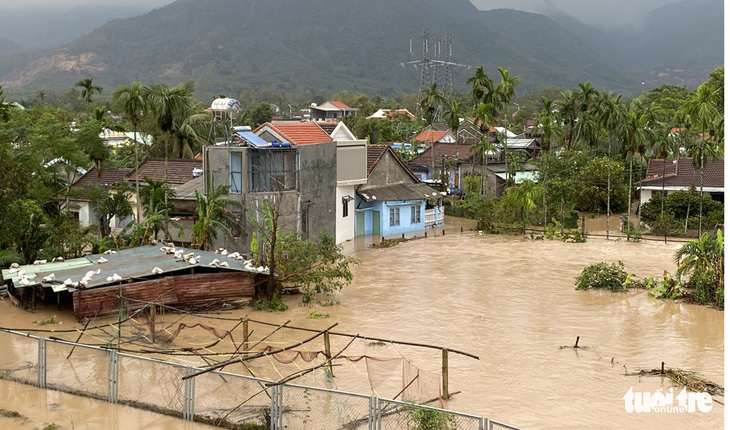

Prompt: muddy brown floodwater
[{"left": 0, "top": 218, "right": 723, "bottom": 429}]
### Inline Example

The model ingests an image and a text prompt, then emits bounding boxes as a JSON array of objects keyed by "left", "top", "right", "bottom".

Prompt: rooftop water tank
[{"left": 210, "top": 98, "right": 242, "bottom": 120}]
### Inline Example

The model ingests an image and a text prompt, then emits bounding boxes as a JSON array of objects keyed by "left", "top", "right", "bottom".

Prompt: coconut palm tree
[
  {"left": 192, "top": 185, "right": 245, "bottom": 250},
  {"left": 113, "top": 82, "right": 147, "bottom": 222},
  {"left": 75, "top": 78, "right": 103, "bottom": 103}
]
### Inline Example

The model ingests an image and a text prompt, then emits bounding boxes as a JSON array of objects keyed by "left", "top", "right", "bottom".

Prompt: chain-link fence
[{"left": 0, "top": 329, "right": 523, "bottom": 429}]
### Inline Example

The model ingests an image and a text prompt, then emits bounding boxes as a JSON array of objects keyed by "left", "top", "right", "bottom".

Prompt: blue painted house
[{"left": 355, "top": 145, "right": 444, "bottom": 239}]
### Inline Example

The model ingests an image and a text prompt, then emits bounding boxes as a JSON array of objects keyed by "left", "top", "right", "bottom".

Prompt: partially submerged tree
[{"left": 248, "top": 199, "right": 358, "bottom": 308}]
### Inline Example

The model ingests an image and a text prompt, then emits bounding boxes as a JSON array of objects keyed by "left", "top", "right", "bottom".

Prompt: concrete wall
[
  {"left": 298, "top": 142, "right": 337, "bottom": 241},
  {"left": 203, "top": 142, "right": 336, "bottom": 252},
  {"left": 368, "top": 150, "right": 416, "bottom": 186}
]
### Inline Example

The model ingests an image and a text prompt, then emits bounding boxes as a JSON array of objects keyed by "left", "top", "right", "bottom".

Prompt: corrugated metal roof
[
  {"left": 358, "top": 182, "right": 440, "bottom": 202},
  {"left": 4, "top": 245, "right": 269, "bottom": 293},
  {"left": 2, "top": 258, "right": 93, "bottom": 286}
]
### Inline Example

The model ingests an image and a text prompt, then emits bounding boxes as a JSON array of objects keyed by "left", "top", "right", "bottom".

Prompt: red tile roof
[
  {"left": 640, "top": 157, "right": 724, "bottom": 189},
  {"left": 126, "top": 158, "right": 203, "bottom": 186},
  {"left": 413, "top": 129, "right": 450, "bottom": 143},
  {"left": 327, "top": 100, "right": 351, "bottom": 109},
  {"left": 72, "top": 167, "right": 132, "bottom": 189},
  {"left": 256, "top": 121, "right": 333, "bottom": 145}
]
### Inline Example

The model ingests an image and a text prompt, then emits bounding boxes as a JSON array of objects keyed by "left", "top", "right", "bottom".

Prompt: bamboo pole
[
  {"left": 241, "top": 318, "right": 479, "bottom": 360},
  {"left": 241, "top": 317, "right": 249, "bottom": 355},
  {"left": 183, "top": 323, "right": 338, "bottom": 380},
  {"left": 442, "top": 348, "right": 449, "bottom": 400},
  {"left": 324, "top": 331, "right": 333, "bottom": 375}
]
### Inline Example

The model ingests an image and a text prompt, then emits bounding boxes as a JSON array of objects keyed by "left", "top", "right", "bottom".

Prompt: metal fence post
[
  {"left": 484, "top": 417, "right": 491, "bottom": 430},
  {"left": 37, "top": 337, "right": 46, "bottom": 388},
  {"left": 368, "top": 396, "right": 377, "bottom": 430},
  {"left": 184, "top": 367, "right": 195, "bottom": 421},
  {"left": 269, "top": 384, "right": 283, "bottom": 430},
  {"left": 376, "top": 397, "right": 382, "bottom": 430},
  {"left": 107, "top": 350, "right": 118, "bottom": 403}
]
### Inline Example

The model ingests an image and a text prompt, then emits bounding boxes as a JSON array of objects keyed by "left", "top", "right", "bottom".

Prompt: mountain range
[{"left": 0, "top": 0, "right": 722, "bottom": 101}]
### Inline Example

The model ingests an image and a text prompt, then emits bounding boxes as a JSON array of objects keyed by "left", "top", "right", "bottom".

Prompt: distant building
[
  {"left": 367, "top": 108, "right": 416, "bottom": 122},
  {"left": 309, "top": 101, "right": 358, "bottom": 121},
  {"left": 638, "top": 157, "right": 725, "bottom": 206}
]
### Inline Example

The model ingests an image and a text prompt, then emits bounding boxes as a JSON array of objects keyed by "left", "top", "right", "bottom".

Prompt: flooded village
[{"left": 0, "top": 1, "right": 725, "bottom": 429}]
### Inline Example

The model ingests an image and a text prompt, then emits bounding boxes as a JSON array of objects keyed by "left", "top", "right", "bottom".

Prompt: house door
[
  {"left": 355, "top": 211, "right": 365, "bottom": 236},
  {"left": 372, "top": 211, "right": 381, "bottom": 236}
]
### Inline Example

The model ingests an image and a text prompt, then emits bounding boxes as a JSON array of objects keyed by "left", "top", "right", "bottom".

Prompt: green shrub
[{"left": 575, "top": 261, "right": 639, "bottom": 291}]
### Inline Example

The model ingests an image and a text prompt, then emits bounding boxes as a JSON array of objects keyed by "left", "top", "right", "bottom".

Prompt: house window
[
  {"left": 249, "top": 149, "right": 298, "bottom": 192},
  {"left": 411, "top": 205, "right": 421, "bottom": 224},
  {"left": 389, "top": 207, "right": 400, "bottom": 227},
  {"left": 230, "top": 152, "right": 242, "bottom": 193}
]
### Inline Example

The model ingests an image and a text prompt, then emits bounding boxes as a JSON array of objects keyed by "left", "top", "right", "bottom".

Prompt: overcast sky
[
  {"left": 471, "top": 0, "right": 682, "bottom": 26},
  {"left": 0, "top": 0, "right": 174, "bottom": 9}
]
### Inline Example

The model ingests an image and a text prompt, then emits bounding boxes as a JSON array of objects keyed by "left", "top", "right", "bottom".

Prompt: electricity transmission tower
[{"left": 407, "top": 29, "right": 467, "bottom": 116}]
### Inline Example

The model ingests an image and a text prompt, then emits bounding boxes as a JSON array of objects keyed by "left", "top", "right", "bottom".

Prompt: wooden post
[
  {"left": 441, "top": 348, "right": 449, "bottom": 400},
  {"left": 661, "top": 361, "right": 665, "bottom": 375},
  {"left": 150, "top": 302, "right": 156, "bottom": 344},
  {"left": 460, "top": 226, "right": 463, "bottom": 233},
  {"left": 425, "top": 231, "right": 428, "bottom": 238},
  {"left": 574, "top": 336, "right": 580, "bottom": 348},
  {"left": 442, "top": 229, "right": 445, "bottom": 236},
  {"left": 324, "top": 331, "right": 333, "bottom": 375},
  {"left": 242, "top": 318, "right": 249, "bottom": 355}
]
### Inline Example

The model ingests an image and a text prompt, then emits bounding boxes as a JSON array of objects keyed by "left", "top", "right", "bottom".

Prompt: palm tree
[
  {"left": 419, "top": 83, "right": 446, "bottom": 179},
  {"left": 596, "top": 94, "right": 626, "bottom": 238},
  {"left": 173, "top": 111, "right": 209, "bottom": 159},
  {"left": 113, "top": 82, "right": 147, "bottom": 223},
  {"left": 75, "top": 78, "right": 103, "bottom": 103},
  {"left": 534, "top": 111, "right": 563, "bottom": 226},
  {"left": 0, "top": 85, "right": 13, "bottom": 122},
  {"left": 652, "top": 132, "right": 678, "bottom": 243},
  {"left": 685, "top": 83, "right": 722, "bottom": 238},
  {"left": 674, "top": 230, "right": 724, "bottom": 307},
  {"left": 192, "top": 185, "right": 245, "bottom": 250},
  {"left": 495, "top": 67, "right": 520, "bottom": 122},
  {"left": 444, "top": 100, "right": 462, "bottom": 191},
  {"left": 620, "top": 101, "right": 656, "bottom": 229},
  {"left": 558, "top": 91, "right": 578, "bottom": 149},
  {"left": 142, "top": 82, "right": 195, "bottom": 206},
  {"left": 139, "top": 177, "right": 176, "bottom": 240},
  {"left": 576, "top": 81, "right": 599, "bottom": 112},
  {"left": 466, "top": 66, "right": 493, "bottom": 107},
  {"left": 503, "top": 180, "right": 542, "bottom": 232}
]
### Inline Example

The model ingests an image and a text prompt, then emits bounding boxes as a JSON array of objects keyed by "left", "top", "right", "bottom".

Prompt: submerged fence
[{"left": 0, "top": 329, "right": 522, "bottom": 430}]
